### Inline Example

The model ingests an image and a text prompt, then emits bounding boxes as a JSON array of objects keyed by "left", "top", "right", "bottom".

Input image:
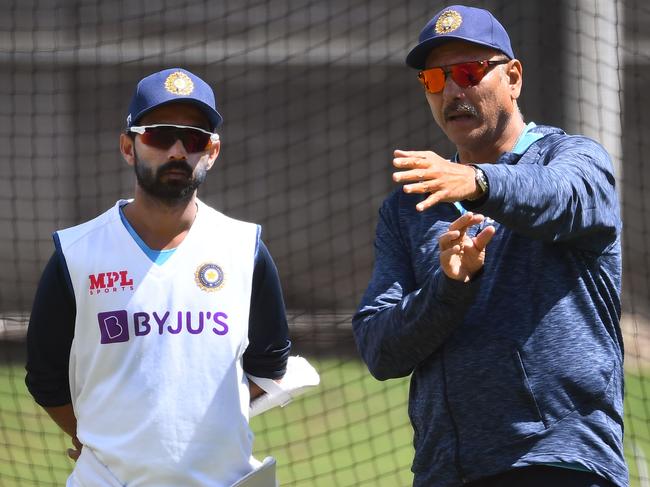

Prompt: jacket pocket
[{"left": 525, "top": 342, "right": 618, "bottom": 427}]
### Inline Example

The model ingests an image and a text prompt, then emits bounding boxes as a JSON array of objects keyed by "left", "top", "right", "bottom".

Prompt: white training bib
[{"left": 57, "top": 199, "right": 259, "bottom": 486}]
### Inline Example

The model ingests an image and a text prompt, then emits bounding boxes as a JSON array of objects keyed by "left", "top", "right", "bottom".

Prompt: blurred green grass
[{"left": 0, "top": 360, "right": 647, "bottom": 486}]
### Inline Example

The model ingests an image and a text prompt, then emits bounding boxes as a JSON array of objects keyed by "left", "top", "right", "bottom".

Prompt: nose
[
  {"left": 167, "top": 138, "right": 188, "bottom": 159},
  {"left": 442, "top": 75, "right": 466, "bottom": 99}
]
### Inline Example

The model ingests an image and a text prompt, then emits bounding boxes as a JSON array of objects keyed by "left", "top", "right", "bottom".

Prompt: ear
[
  {"left": 506, "top": 59, "right": 523, "bottom": 100},
  {"left": 120, "top": 133, "right": 136, "bottom": 167},
  {"left": 205, "top": 139, "right": 221, "bottom": 170}
]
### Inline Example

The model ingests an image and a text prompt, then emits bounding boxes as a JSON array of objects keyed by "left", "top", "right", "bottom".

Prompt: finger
[
  {"left": 393, "top": 157, "right": 430, "bottom": 169},
  {"left": 67, "top": 448, "right": 81, "bottom": 461},
  {"left": 403, "top": 181, "right": 433, "bottom": 194},
  {"left": 72, "top": 436, "right": 83, "bottom": 450},
  {"left": 466, "top": 213, "right": 485, "bottom": 228},
  {"left": 393, "top": 168, "right": 429, "bottom": 183},
  {"left": 404, "top": 182, "right": 435, "bottom": 195},
  {"left": 438, "top": 230, "right": 462, "bottom": 250},
  {"left": 416, "top": 192, "right": 443, "bottom": 211},
  {"left": 448, "top": 212, "right": 481, "bottom": 231},
  {"left": 473, "top": 225, "right": 496, "bottom": 250},
  {"left": 453, "top": 236, "right": 466, "bottom": 252},
  {"left": 394, "top": 149, "right": 432, "bottom": 158}
]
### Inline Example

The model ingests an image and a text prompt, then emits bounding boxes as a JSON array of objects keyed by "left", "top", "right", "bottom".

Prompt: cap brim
[
  {"left": 406, "top": 36, "right": 512, "bottom": 70},
  {"left": 130, "top": 98, "right": 223, "bottom": 130}
]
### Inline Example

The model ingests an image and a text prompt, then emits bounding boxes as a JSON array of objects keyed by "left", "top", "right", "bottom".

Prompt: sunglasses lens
[
  {"left": 419, "top": 61, "right": 494, "bottom": 93},
  {"left": 419, "top": 68, "right": 445, "bottom": 93},
  {"left": 140, "top": 127, "right": 177, "bottom": 150},
  {"left": 450, "top": 62, "right": 488, "bottom": 88},
  {"left": 177, "top": 129, "right": 211, "bottom": 152},
  {"left": 139, "top": 127, "right": 211, "bottom": 153}
]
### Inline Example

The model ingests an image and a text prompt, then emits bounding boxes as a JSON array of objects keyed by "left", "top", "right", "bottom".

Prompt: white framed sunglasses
[{"left": 127, "top": 124, "right": 220, "bottom": 153}]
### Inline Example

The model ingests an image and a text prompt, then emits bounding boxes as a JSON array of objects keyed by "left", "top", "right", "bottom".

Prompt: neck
[
  {"left": 457, "top": 115, "right": 527, "bottom": 164},
  {"left": 122, "top": 188, "right": 198, "bottom": 250}
]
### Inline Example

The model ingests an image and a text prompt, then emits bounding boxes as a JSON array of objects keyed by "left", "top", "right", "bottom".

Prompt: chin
[{"left": 448, "top": 116, "right": 487, "bottom": 135}]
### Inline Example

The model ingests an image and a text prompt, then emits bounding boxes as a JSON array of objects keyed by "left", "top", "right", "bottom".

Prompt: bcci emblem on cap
[
  {"left": 435, "top": 9, "right": 463, "bottom": 34},
  {"left": 195, "top": 262, "right": 225, "bottom": 292},
  {"left": 165, "top": 71, "right": 194, "bottom": 96}
]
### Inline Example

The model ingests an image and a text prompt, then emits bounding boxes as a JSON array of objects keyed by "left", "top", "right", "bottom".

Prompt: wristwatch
[{"left": 468, "top": 165, "right": 488, "bottom": 200}]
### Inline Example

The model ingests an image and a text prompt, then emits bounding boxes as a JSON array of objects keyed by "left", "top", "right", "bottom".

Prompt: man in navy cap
[
  {"left": 26, "top": 68, "right": 290, "bottom": 486},
  {"left": 353, "top": 5, "right": 627, "bottom": 487}
]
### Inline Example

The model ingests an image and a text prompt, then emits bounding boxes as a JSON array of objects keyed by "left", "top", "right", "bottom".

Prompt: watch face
[
  {"left": 475, "top": 167, "right": 488, "bottom": 193},
  {"left": 466, "top": 166, "right": 488, "bottom": 201}
]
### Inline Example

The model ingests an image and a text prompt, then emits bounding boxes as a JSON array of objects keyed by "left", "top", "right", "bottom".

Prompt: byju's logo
[
  {"left": 98, "top": 310, "right": 129, "bottom": 344},
  {"left": 95, "top": 309, "right": 229, "bottom": 344},
  {"left": 88, "top": 270, "right": 134, "bottom": 295}
]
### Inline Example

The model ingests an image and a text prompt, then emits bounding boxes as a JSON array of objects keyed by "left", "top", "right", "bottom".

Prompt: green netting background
[{"left": 0, "top": 0, "right": 648, "bottom": 486}]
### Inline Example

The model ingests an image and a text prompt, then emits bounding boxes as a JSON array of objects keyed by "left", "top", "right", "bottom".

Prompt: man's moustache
[
  {"left": 444, "top": 102, "right": 479, "bottom": 119},
  {"left": 159, "top": 160, "right": 192, "bottom": 175}
]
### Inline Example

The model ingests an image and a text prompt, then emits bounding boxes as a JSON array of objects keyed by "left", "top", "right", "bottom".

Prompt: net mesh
[{"left": 0, "top": 0, "right": 648, "bottom": 485}]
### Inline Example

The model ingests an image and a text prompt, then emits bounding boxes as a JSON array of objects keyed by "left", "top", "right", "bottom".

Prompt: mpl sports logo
[
  {"left": 98, "top": 309, "right": 230, "bottom": 344},
  {"left": 88, "top": 270, "right": 134, "bottom": 295}
]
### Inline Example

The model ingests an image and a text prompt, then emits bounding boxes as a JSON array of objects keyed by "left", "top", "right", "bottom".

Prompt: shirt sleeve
[
  {"left": 25, "top": 248, "right": 76, "bottom": 407},
  {"left": 352, "top": 197, "right": 482, "bottom": 381},
  {"left": 467, "top": 135, "right": 620, "bottom": 253},
  {"left": 243, "top": 240, "right": 291, "bottom": 379}
]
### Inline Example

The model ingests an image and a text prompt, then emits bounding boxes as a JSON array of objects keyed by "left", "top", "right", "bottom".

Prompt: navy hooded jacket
[{"left": 353, "top": 125, "right": 627, "bottom": 487}]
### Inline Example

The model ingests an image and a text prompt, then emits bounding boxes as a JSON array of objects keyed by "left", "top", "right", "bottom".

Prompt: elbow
[
  {"left": 352, "top": 323, "right": 383, "bottom": 381},
  {"left": 367, "top": 362, "right": 399, "bottom": 381},
  {"left": 355, "top": 344, "right": 382, "bottom": 380},
  {"left": 354, "top": 335, "right": 410, "bottom": 381},
  {"left": 357, "top": 348, "right": 396, "bottom": 381},
  {"left": 353, "top": 310, "right": 412, "bottom": 381},
  {"left": 365, "top": 353, "right": 413, "bottom": 381}
]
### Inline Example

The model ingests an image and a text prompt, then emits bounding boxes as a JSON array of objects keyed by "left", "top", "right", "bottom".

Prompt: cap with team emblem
[
  {"left": 406, "top": 5, "right": 515, "bottom": 70},
  {"left": 126, "top": 68, "right": 223, "bottom": 129}
]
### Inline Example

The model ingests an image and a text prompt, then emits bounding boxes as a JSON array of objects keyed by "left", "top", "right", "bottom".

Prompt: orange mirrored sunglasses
[{"left": 417, "top": 59, "right": 509, "bottom": 94}]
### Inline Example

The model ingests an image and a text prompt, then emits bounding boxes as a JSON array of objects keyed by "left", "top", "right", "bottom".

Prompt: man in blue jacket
[{"left": 352, "top": 5, "right": 627, "bottom": 487}]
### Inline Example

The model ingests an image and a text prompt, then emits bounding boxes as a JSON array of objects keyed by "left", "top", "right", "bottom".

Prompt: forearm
[
  {"left": 353, "top": 270, "right": 480, "bottom": 380},
  {"left": 249, "top": 381, "right": 265, "bottom": 401},
  {"left": 43, "top": 403, "right": 77, "bottom": 439}
]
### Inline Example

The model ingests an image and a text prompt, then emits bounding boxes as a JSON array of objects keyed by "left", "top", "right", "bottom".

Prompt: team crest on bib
[
  {"left": 435, "top": 10, "right": 462, "bottom": 34},
  {"left": 195, "top": 262, "right": 225, "bottom": 292},
  {"left": 165, "top": 71, "right": 194, "bottom": 96}
]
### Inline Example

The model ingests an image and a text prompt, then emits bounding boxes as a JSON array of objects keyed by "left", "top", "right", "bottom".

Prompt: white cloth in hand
[{"left": 248, "top": 356, "right": 320, "bottom": 417}]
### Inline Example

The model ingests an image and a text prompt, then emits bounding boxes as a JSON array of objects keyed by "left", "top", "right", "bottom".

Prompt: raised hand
[
  {"left": 392, "top": 149, "right": 481, "bottom": 211},
  {"left": 438, "top": 212, "right": 496, "bottom": 282}
]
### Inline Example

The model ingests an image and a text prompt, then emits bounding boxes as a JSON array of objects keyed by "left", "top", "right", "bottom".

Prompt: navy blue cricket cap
[
  {"left": 126, "top": 68, "right": 223, "bottom": 130},
  {"left": 406, "top": 5, "right": 515, "bottom": 70}
]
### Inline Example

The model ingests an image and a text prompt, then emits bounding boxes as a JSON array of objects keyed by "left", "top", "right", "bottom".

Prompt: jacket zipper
[{"left": 441, "top": 346, "right": 467, "bottom": 483}]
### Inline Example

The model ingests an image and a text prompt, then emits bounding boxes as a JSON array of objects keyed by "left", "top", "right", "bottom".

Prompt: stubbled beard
[{"left": 133, "top": 152, "right": 207, "bottom": 205}]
